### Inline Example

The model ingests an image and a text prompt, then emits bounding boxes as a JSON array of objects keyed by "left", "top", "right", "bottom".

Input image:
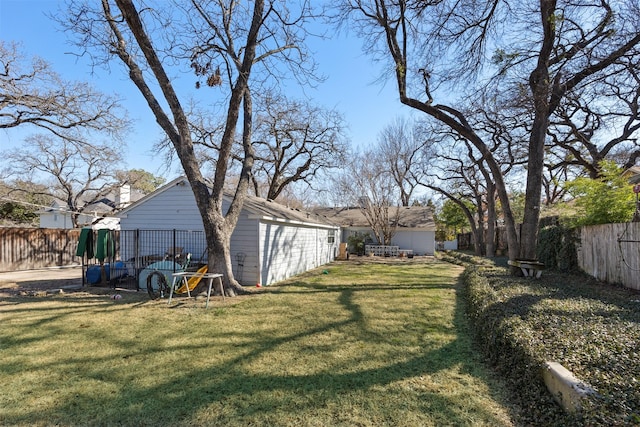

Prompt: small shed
[
  {"left": 314, "top": 206, "right": 436, "bottom": 256},
  {"left": 116, "top": 177, "right": 340, "bottom": 287}
]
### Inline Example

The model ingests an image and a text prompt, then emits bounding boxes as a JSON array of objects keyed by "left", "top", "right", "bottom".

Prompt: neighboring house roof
[
  {"left": 117, "top": 176, "right": 339, "bottom": 228},
  {"left": 39, "top": 186, "right": 145, "bottom": 215},
  {"left": 90, "top": 216, "right": 121, "bottom": 230},
  {"left": 314, "top": 206, "right": 436, "bottom": 230},
  {"left": 624, "top": 166, "right": 640, "bottom": 184}
]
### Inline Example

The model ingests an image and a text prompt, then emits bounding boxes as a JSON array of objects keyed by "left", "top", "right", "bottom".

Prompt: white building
[
  {"left": 38, "top": 185, "right": 139, "bottom": 229},
  {"left": 314, "top": 206, "right": 437, "bottom": 256},
  {"left": 116, "top": 177, "right": 340, "bottom": 287}
]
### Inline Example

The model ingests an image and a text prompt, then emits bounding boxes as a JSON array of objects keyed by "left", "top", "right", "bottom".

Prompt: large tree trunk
[
  {"left": 471, "top": 227, "right": 483, "bottom": 256},
  {"left": 474, "top": 194, "right": 485, "bottom": 256},
  {"left": 205, "top": 224, "right": 243, "bottom": 296},
  {"left": 485, "top": 182, "right": 496, "bottom": 258},
  {"left": 520, "top": 0, "right": 556, "bottom": 261},
  {"left": 520, "top": 118, "right": 547, "bottom": 260}
]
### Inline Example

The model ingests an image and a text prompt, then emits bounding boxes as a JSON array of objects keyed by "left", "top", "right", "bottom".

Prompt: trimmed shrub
[
  {"left": 461, "top": 267, "right": 577, "bottom": 425},
  {"left": 536, "top": 225, "right": 579, "bottom": 272},
  {"left": 452, "top": 253, "right": 640, "bottom": 426}
]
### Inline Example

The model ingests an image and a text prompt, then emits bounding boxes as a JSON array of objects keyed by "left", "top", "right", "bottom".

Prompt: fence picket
[
  {"left": 0, "top": 228, "right": 81, "bottom": 272},
  {"left": 458, "top": 223, "right": 640, "bottom": 291},
  {"left": 579, "top": 223, "right": 640, "bottom": 290}
]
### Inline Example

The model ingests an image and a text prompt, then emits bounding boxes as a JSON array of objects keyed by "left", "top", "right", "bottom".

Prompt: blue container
[
  {"left": 86, "top": 261, "right": 125, "bottom": 284},
  {"left": 86, "top": 265, "right": 105, "bottom": 284}
]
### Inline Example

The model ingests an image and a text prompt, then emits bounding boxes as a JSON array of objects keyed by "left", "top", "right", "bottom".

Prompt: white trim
[
  {"left": 248, "top": 214, "right": 339, "bottom": 230},
  {"left": 256, "top": 219, "right": 262, "bottom": 286}
]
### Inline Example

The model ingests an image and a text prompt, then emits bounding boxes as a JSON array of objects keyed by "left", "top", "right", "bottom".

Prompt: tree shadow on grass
[{"left": 1, "top": 277, "right": 517, "bottom": 426}]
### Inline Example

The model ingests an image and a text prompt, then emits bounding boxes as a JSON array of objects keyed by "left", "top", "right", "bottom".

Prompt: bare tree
[
  {"left": 422, "top": 136, "right": 489, "bottom": 256},
  {"left": 377, "top": 116, "right": 432, "bottom": 207},
  {"left": 340, "top": 0, "right": 522, "bottom": 262},
  {"left": 507, "top": 1, "right": 640, "bottom": 259},
  {"left": 61, "top": 0, "right": 321, "bottom": 295},
  {"left": 0, "top": 41, "right": 128, "bottom": 142},
  {"left": 342, "top": 0, "right": 640, "bottom": 263},
  {"left": 333, "top": 150, "right": 401, "bottom": 245},
  {"left": 2, "top": 134, "right": 125, "bottom": 228},
  {"left": 547, "top": 56, "right": 640, "bottom": 179},
  {"left": 251, "top": 92, "right": 348, "bottom": 201},
  {"left": 417, "top": 89, "right": 528, "bottom": 257}
]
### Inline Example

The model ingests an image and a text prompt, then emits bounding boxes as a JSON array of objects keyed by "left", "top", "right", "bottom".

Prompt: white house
[
  {"left": 116, "top": 177, "right": 340, "bottom": 287},
  {"left": 38, "top": 198, "right": 110, "bottom": 229},
  {"left": 39, "top": 185, "right": 140, "bottom": 229},
  {"left": 314, "top": 206, "right": 437, "bottom": 256}
]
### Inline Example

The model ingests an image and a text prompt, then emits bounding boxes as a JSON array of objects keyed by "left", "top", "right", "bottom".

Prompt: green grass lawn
[{"left": 0, "top": 259, "right": 516, "bottom": 426}]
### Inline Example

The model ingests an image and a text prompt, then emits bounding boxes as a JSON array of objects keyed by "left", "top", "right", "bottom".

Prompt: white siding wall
[
  {"left": 443, "top": 239, "right": 458, "bottom": 250},
  {"left": 391, "top": 230, "right": 435, "bottom": 256},
  {"left": 318, "top": 228, "right": 338, "bottom": 265},
  {"left": 40, "top": 211, "right": 97, "bottom": 229},
  {"left": 229, "top": 211, "right": 259, "bottom": 286},
  {"left": 259, "top": 221, "right": 338, "bottom": 286},
  {"left": 119, "top": 183, "right": 204, "bottom": 231},
  {"left": 119, "top": 182, "right": 338, "bottom": 286},
  {"left": 342, "top": 227, "right": 435, "bottom": 256},
  {"left": 118, "top": 184, "right": 206, "bottom": 263}
]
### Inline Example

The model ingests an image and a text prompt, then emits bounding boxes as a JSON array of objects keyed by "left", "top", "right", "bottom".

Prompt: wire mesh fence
[{"left": 83, "top": 229, "right": 208, "bottom": 290}]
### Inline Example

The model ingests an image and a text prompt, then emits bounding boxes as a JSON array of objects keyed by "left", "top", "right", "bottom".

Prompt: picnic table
[{"left": 508, "top": 259, "right": 545, "bottom": 278}]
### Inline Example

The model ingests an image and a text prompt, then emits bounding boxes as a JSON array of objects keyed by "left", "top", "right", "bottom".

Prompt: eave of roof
[
  {"left": 313, "top": 206, "right": 436, "bottom": 230},
  {"left": 117, "top": 176, "right": 339, "bottom": 228}
]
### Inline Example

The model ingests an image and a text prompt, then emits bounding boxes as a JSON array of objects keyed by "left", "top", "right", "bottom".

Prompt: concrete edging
[{"left": 542, "top": 361, "right": 598, "bottom": 413}]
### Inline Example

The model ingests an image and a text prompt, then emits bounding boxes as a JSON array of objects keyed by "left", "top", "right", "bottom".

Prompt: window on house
[{"left": 328, "top": 229, "right": 336, "bottom": 244}]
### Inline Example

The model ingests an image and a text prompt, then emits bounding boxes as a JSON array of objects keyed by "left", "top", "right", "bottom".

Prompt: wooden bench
[{"left": 508, "top": 259, "right": 545, "bottom": 278}]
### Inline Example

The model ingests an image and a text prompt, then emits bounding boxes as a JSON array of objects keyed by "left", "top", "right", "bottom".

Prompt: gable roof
[
  {"left": 624, "top": 166, "right": 640, "bottom": 184},
  {"left": 117, "top": 176, "right": 338, "bottom": 228},
  {"left": 313, "top": 206, "right": 436, "bottom": 230},
  {"left": 39, "top": 186, "right": 145, "bottom": 215},
  {"left": 117, "top": 176, "right": 186, "bottom": 216},
  {"left": 241, "top": 195, "right": 338, "bottom": 227}
]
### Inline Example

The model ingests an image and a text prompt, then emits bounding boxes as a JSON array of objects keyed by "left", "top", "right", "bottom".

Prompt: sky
[{"left": 0, "top": 0, "right": 406, "bottom": 181}]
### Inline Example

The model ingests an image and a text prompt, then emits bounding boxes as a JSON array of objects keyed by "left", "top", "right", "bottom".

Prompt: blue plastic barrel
[{"left": 86, "top": 264, "right": 106, "bottom": 284}]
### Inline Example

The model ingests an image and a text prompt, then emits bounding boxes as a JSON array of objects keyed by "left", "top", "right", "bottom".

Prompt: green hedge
[
  {"left": 450, "top": 252, "right": 640, "bottom": 426},
  {"left": 536, "top": 225, "right": 579, "bottom": 272},
  {"left": 461, "top": 266, "right": 576, "bottom": 425}
]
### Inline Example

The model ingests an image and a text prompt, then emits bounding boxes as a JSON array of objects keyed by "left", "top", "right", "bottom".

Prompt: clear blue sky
[{"left": 0, "top": 0, "right": 406, "bottom": 180}]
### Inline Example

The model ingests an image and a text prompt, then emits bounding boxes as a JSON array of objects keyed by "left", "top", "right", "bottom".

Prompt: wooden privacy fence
[
  {"left": 0, "top": 228, "right": 81, "bottom": 272},
  {"left": 457, "top": 227, "right": 509, "bottom": 254},
  {"left": 578, "top": 222, "right": 640, "bottom": 291}
]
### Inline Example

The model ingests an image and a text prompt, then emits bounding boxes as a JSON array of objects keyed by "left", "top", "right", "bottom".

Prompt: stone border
[{"left": 542, "top": 361, "right": 598, "bottom": 413}]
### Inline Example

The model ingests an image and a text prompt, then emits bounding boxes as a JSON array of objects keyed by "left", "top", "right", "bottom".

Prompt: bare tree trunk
[
  {"left": 520, "top": 0, "right": 556, "bottom": 261},
  {"left": 474, "top": 193, "right": 485, "bottom": 256},
  {"left": 205, "top": 225, "right": 240, "bottom": 296},
  {"left": 520, "top": 117, "right": 547, "bottom": 260},
  {"left": 486, "top": 182, "right": 496, "bottom": 257}
]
